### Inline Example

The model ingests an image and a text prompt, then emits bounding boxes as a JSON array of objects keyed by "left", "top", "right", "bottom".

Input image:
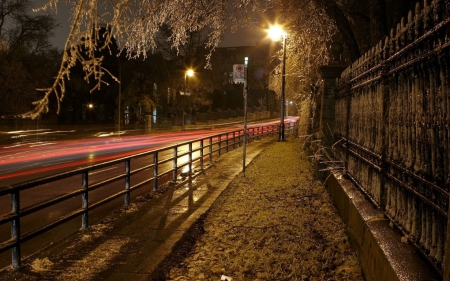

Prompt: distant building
[{"left": 210, "top": 43, "right": 279, "bottom": 116}]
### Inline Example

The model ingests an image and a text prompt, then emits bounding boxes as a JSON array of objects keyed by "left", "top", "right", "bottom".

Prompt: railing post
[
  {"left": 82, "top": 171, "right": 89, "bottom": 230},
  {"left": 153, "top": 152, "right": 158, "bottom": 191},
  {"left": 11, "top": 190, "right": 20, "bottom": 269},
  {"left": 318, "top": 48, "right": 346, "bottom": 179},
  {"left": 233, "top": 132, "right": 236, "bottom": 149},
  {"left": 209, "top": 137, "right": 213, "bottom": 162},
  {"left": 237, "top": 131, "right": 240, "bottom": 147},
  {"left": 379, "top": 62, "right": 389, "bottom": 209},
  {"left": 226, "top": 133, "right": 229, "bottom": 152},
  {"left": 189, "top": 142, "right": 193, "bottom": 176},
  {"left": 173, "top": 147, "right": 178, "bottom": 182},
  {"left": 200, "top": 139, "right": 204, "bottom": 167},
  {"left": 124, "top": 159, "right": 131, "bottom": 206}
]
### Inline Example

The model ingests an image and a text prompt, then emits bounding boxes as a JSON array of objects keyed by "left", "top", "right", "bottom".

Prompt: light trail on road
[
  {"left": 0, "top": 126, "right": 247, "bottom": 185},
  {"left": 0, "top": 118, "right": 295, "bottom": 271},
  {"left": 0, "top": 119, "right": 291, "bottom": 186}
]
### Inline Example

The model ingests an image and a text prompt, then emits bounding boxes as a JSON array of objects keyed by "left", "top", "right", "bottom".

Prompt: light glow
[{"left": 268, "top": 25, "right": 286, "bottom": 42}]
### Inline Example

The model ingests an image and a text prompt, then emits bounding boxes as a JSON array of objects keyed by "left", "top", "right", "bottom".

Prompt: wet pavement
[{"left": 1, "top": 137, "right": 275, "bottom": 281}]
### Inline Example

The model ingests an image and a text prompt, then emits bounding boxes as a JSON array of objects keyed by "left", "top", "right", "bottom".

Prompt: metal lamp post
[
  {"left": 182, "top": 69, "right": 194, "bottom": 131},
  {"left": 269, "top": 26, "right": 287, "bottom": 141}
]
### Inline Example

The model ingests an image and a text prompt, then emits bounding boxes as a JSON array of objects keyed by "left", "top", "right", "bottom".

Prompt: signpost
[
  {"left": 243, "top": 58, "right": 248, "bottom": 176},
  {"left": 233, "top": 64, "right": 245, "bottom": 84}
]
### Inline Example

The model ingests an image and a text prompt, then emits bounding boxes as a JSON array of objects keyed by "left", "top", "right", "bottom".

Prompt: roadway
[
  {"left": 0, "top": 126, "right": 244, "bottom": 185},
  {"left": 0, "top": 119, "right": 285, "bottom": 270}
]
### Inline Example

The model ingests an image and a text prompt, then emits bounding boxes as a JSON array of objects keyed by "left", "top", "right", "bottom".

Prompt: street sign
[{"left": 233, "top": 64, "right": 245, "bottom": 83}]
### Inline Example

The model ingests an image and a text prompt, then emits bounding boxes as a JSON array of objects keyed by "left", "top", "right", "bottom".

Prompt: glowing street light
[
  {"left": 186, "top": 69, "right": 194, "bottom": 79},
  {"left": 268, "top": 25, "right": 287, "bottom": 141},
  {"left": 182, "top": 69, "right": 194, "bottom": 131}
]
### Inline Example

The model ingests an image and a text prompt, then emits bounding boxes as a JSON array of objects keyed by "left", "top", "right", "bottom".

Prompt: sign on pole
[{"left": 233, "top": 64, "right": 245, "bottom": 83}]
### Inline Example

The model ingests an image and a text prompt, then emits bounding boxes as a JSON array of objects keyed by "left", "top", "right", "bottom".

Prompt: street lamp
[
  {"left": 268, "top": 25, "right": 287, "bottom": 141},
  {"left": 181, "top": 69, "right": 194, "bottom": 131},
  {"left": 86, "top": 103, "right": 94, "bottom": 122}
]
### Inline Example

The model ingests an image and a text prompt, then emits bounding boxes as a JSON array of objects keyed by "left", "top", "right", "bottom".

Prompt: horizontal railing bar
[
  {"left": 191, "top": 156, "right": 202, "bottom": 163},
  {"left": 158, "top": 157, "right": 174, "bottom": 166},
  {"left": 129, "top": 177, "right": 156, "bottom": 192},
  {"left": 0, "top": 212, "right": 16, "bottom": 226},
  {"left": 130, "top": 163, "right": 155, "bottom": 175},
  {"left": 88, "top": 173, "right": 127, "bottom": 191},
  {"left": 19, "top": 208, "right": 86, "bottom": 245},
  {"left": 386, "top": 173, "right": 448, "bottom": 217},
  {"left": 338, "top": 136, "right": 449, "bottom": 198},
  {"left": 345, "top": 173, "right": 381, "bottom": 208},
  {"left": 337, "top": 135, "right": 382, "bottom": 159},
  {"left": 386, "top": 159, "right": 450, "bottom": 198},
  {"left": 157, "top": 169, "right": 174, "bottom": 179},
  {"left": 89, "top": 190, "right": 128, "bottom": 211},
  {"left": 19, "top": 188, "right": 85, "bottom": 218},
  {"left": 0, "top": 238, "right": 15, "bottom": 253},
  {"left": 347, "top": 148, "right": 382, "bottom": 172}
]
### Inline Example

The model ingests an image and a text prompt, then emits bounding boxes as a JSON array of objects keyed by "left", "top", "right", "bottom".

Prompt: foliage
[
  {"left": 121, "top": 71, "right": 158, "bottom": 123},
  {"left": 24, "top": 0, "right": 261, "bottom": 119},
  {"left": 23, "top": 0, "right": 418, "bottom": 120},
  {"left": 0, "top": 0, "right": 59, "bottom": 116},
  {"left": 266, "top": 0, "right": 336, "bottom": 127}
]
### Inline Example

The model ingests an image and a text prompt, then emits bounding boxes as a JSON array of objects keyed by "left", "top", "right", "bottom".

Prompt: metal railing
[
  {"left": 0, "top": 122, "right": 296, "bottom": 269},
  {"left": 334, "top": 1, "right": 450, "bottom": 274}
]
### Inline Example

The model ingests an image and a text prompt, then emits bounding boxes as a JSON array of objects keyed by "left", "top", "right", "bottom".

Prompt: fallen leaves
[{"left": 166, "top": 139, "right": 363, "bottom": 280}]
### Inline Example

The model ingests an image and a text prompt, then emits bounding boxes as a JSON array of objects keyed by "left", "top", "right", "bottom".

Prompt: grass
[{"left": 165, "top": 138, "right": 363, "bottom": 281}]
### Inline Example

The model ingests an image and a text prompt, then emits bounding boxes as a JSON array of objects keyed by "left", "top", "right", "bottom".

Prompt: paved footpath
[{"left": 1, "top": 137, "right": 277, "bottom": 281}]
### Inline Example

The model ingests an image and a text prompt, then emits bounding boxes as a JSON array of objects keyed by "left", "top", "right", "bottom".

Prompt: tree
[
  {"left": 24, "top": 0, "right": 260, "bottom": 118},
  {"left": 0, "top": 0, "right": 59, "bottom": 116},
  {"left": 265, "top": 0, "right": 336, "bottom": 112},
  {"left": 121, "top": 71, "right": 157, "bottom": 123},
  {"left": 25, "top": 0, "right": 420, "bottom": 119}
]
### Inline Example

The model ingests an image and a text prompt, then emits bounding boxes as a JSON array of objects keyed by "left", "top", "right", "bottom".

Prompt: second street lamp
[
  {"left": 268, "top": 26, "right": 287, "bottom": 141},
  {"left": 182, "top": 69, "right": 194, "bottom": 131}
]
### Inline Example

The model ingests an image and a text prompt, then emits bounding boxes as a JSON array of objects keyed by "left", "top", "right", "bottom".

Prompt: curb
[{"left": 324, "top": 171, "right": 440, "bottom": 281}]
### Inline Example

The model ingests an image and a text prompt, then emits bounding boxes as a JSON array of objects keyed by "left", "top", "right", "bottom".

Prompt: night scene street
[{"left": 0, "top": 0, "right": 449, "bottom": 280}]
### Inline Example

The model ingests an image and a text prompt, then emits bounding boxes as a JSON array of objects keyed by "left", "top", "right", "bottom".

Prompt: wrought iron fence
[
  {"left": 335, "top": 0, "right": 449, "bottom": 274},
  {"left": 0, "top": 122, "right": 296, "bottom": 270}
]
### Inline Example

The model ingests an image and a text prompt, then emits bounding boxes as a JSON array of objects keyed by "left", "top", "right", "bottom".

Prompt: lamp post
[
  {"left": 118, "top": 58, "right": 121, "bottom": 136},
  {"left": 268, "top": 26, "right": 287, "bottom": 141},
  {"left": 182, "top": 69, "right": 194, "bottom": 131},
  {"left": 87, "top": 103, "right": 94, "bottom": 122}
]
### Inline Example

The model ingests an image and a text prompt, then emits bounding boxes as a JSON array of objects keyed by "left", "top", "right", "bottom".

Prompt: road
[
  {"left": 0, "top": 119, "right": 288, "bottom": 270},
  {"left": 0, "top": 126, "right": 243, "bottom": 185}
]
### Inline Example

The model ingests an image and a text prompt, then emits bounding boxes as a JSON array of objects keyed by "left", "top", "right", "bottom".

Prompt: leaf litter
[{"left": 166, "top": 139, "right": 363, "bottom": 280}]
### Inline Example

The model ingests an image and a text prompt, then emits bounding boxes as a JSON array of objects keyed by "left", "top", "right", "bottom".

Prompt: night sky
[{"left": 32, "top": 0, "right": 264, "bottom": 50}]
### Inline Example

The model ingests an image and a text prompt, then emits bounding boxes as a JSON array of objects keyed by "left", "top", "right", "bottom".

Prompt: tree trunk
[{"left": 315, "top": 0, "right": 361, "bottom": 62}]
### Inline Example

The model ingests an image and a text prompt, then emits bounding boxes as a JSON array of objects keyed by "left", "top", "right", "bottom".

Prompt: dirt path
[{"left": 164, "top": 139, "right": 363, "bottom": 280}]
